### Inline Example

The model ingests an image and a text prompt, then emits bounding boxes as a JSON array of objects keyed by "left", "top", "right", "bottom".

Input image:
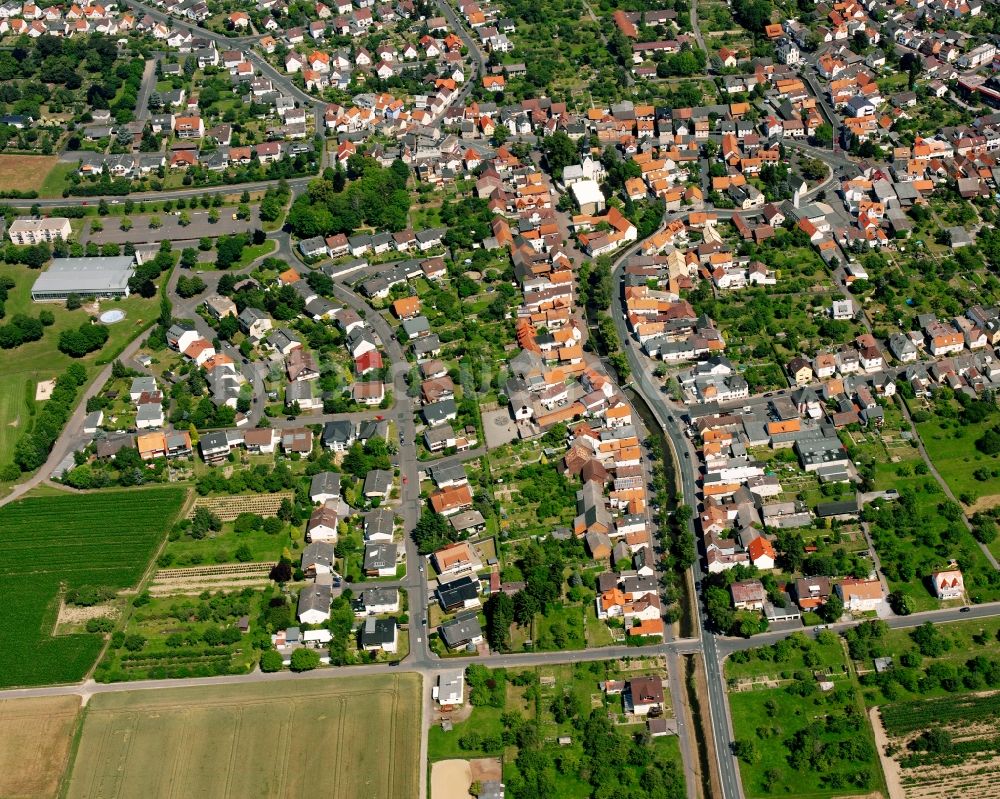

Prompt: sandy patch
[
  {"left": 431, "top": 759, "right": 472, "bottom": 799},
  {"left": 56, "top": 601, "right": 118, "bottom": 628},
  {"left": 870, "top": 707, "right": 903, "bottom": 799},
  {"left": 35, "top": 379, "right": 56, "bottom": 401},
  {"left": 470, "top": 757, "right": 501, "bottom": 782},
  {"left": 967, "top": 494, "right": 1000, "bottom": 514}
]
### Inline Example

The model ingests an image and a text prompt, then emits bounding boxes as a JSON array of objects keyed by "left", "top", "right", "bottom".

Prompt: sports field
[
  {"left": 64, "top": 675, "right": 421, "bottom": 799},
  {"left": 0, "top": 696, "right": 80, "bottom": 799},
  {"left": 0, "top": 153, "right": 59, "bottom": 193},
  {"left": 0, "top": 487, "right": 187, "bottom": 687}
]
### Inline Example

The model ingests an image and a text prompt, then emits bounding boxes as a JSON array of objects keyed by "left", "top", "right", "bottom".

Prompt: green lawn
[
  {"left": 0, "top": 375, "right": 34, "bottom": 478},
  {"left": 161, "top": 521, "right": 299, "bottom": 568},
  {"left": 915, "top": 406, "right": 1000, "bottom": 504},
  {"left": 427, "top": 705, "right": 506, "bottom": 761},
  {"left": 727, "top": 636, "right": 886, "bottom": 799},
  {"left": 729, "top": 682, "right": 883, "bottom": 799},
  {"left": 38, "top": 161, "right": 78, "bottom": 198},
  {"left": 0, "top": 262, "right": 160, "bottom": 477},
  {"left": 725, "top": 632, "right": 847, "bottom": 683},
  {"left": 851, "top": 617, "right": 1000, "bottom": 705}
]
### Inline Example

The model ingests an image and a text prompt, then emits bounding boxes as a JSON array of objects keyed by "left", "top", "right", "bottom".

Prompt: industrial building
[{"left": 31, "top": 256, "right": 135, "bottom": 302}]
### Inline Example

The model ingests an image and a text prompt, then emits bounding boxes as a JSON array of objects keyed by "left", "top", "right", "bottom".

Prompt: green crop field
[
  {"left": 0, "top": 487, "right": 186, "bottom": 687},
  {"left": 64, "top": 674, "right": 421, "bottom": 799}
]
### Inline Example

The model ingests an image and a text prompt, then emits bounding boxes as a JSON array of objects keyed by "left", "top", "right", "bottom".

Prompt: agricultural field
[
  {"left": 0, "top": 153, "right": 59, "bottom": 193},
  {"left": 877, "top": 692, "right": 1000, "bottom": 799},
  {"left": 63, "top": 674, "right": 421, "bottom": 799},
  {"left": 0, "top": 695, "right": 80, "bottom": 799},
  {"left": 429, "top": 661, "right": 684, "bottom": 799},
  {"left": 0, "top": 487, "right": 187, "bottom": 688},
  {"left": 726, "top": 633, "right": 887, "bottom": 799}
]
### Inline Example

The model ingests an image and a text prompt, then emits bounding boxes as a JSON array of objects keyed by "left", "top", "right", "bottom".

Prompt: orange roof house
[
  {"left": 137, "top": 432, "right": 167, "bottom": 461},
  {"left": 392, "top": 296, "right": 421, "bottom": 319},
  {"left": 430, "top": 484, "right": 474, "bottom": 515}
]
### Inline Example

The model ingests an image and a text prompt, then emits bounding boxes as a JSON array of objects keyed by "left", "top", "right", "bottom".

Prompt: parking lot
[{"left": 88, "top": 206, "right": 262, "bottom": 244}]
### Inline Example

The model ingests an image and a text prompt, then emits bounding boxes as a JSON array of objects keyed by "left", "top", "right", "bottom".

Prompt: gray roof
[
  {"left": 412, "top": 334, "right": 442, "bottom": 356},
  {"left": 450, "top": 509, "right": 485, "bottom": 532},
  {"left": 364, "top": 541, "right": 397, "bottom": 570},
  {"left": 200, "top": 430, "right": 230, "bottom": 453},
  {"left": 135, "top": 403, "right": 163, "bottom": 423},
  {"left": 431, "top": 462, "right": 467, "bottom": 486},
  {"left": 130, "top": 376, "right": 157, "bottom": 394},
  {"left": 365, "top": 507, "right": 395, "bottom": 538},
  {"left": 359, "top": 586, "right": 398, "bottom": 609},
  {"left": 401, "top": 315, "right": 431, "bottom": 337},
  {"left": 310, "top": 470, "right": 342, "bottom": 499},
  {"left": 297, "top": 582, "right": 332, "bottom": 616},
  {"left": 301, "top": 541, "right": 335, "bottom": 570},
  {"left": 436, "top": 574, "right": 480, "bottom": 608},
  {"left": 363, "top": 468, "right": 393, "bottom": 495},
  {"left": 322, "top": 419, "right": 355, "bottom": 445},
  {"left": 423, "top": 398, "right": 457, "bottom": 426},
  {"left": 439, "top": 614, "right": 483, "bottom": 648},
  {"left": 32, "top": 256, "right": 134, "bottom": 297}
]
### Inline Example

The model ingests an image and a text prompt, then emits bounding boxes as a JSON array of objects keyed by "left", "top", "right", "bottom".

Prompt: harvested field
[
  {"left": 149, "top": 562, "right": 275, "bottom": 595},
  {"left": 0, "top": 695, "right": 80, "bottom": 799},
  {"left": 64, "top": 674, "right": 421, "bottom": 799},
  {"left": 0, "top": 154, "right": 59, "bottom": 193},
  {"left": 187, "top": 492, "right": 293, "bottom": 521}
]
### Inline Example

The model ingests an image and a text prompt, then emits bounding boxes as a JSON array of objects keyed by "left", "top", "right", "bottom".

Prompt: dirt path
[{"left": 869, "top": 707, "right": 904, "bottom": 799}]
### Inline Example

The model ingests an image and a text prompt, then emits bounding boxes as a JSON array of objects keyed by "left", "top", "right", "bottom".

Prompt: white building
[{"left": 9, "top": 217, "right": 72, "bottom": 244}]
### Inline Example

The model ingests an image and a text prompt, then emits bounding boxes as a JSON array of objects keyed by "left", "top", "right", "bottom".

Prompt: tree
[
  {"left": 977, "top": 428, "right": 1000, "bottom": 455},
  {"left": 512, "top": 590, "right": 539, "bottom": 627},
  {"left": 818, "top": 592, "right": 844, "bottom": 623},
  {"left": 290, "top": 647, "right": 320, "bottom": 672},
  {"left": 887, "top": 590, "right": 912, "bottom": 616},
  {"left": 485, "top": 592, "right": 514, "bottom": 652},
  {"left": 412, "top": 507, "right": 453, "bottom": 554},
  {"left": 270, "top": 558, "right": 292, "bottom": 583},
  {"left": 541, "top": 131, "right": 577, "bottom": 179},
  {"left": 733, "top": 739, "right": 760, "bottom": 765},
  {"left": 260, "top": 650, "right": 283, "bottom": 672}
]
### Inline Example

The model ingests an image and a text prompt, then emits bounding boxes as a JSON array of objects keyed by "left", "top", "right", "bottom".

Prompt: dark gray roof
[
  {"left": 361, "top": 616, "right": 396, "bottom": 647},
  {"left": 422, "top": 398, "right": 457, "bottom": 425},
  {"left": 436, "top": 574, "right": 480, "bottom": 609},
  {"left": 363, "top": 468, "right": 393, "bottom": 495},
  {"left": 439, "top": 614, "right": 483, "bottom": 648}
]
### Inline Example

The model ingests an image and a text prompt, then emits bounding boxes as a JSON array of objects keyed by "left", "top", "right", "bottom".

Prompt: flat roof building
[
  {"left": 31, "top": 256, "right": 134, "bottom": 302},
  {"left": 9, "top": 217, "right": 72, "bottom": 245}
]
